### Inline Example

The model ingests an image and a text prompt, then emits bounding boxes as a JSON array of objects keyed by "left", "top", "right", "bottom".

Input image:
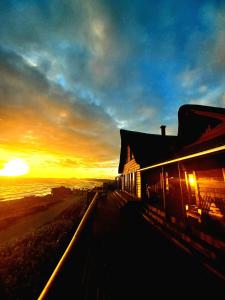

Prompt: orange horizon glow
[
  {"left": 0, "top": 149, "right": 117, "bottom": 179},
  {"left": 0, "top": 86, "right": 118, "bottom": 180}
]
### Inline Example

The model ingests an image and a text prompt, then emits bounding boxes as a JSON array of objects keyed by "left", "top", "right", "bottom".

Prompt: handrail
[
  {"left": 140, "top": 144, "right": 225, "bottom": 172},
  {"left": 37, "top": 192, "right": 99, "bottom": 300}
]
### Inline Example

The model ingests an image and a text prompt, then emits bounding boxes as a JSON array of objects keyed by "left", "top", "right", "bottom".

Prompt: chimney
[{"left": 160, "top": 125, "right": 166, "bottom": 136}]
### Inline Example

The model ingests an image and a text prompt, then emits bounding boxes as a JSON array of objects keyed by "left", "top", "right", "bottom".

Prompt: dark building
[
  {"left": 118, "top": 104, "right": 225, "bottom": 250},
  {"left": 118, "top": 127, "right": 177, "bottom": 197},
  {"left": 118, "top": 104, "right": 225, "bottom": 197}
]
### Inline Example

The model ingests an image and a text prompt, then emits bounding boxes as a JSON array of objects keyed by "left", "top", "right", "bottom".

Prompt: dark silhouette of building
[{"left": 118, "top": 104, "right": 225, "bottom": 199}]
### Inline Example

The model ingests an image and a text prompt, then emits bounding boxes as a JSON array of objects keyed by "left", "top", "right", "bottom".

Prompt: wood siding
[
  {"left": 136, "top": 170, "right": 141, "bottom": 198},
  {"left": 123, "top": 159, "right": 141, "bottom": 198},
  {"left": 124, "top": 159, "right": 140, "bottom": 173}
]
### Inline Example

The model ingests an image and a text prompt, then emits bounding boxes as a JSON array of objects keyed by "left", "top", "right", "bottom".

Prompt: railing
[{"left": 37, "top": 192, "right": 99, "bottom": 300}]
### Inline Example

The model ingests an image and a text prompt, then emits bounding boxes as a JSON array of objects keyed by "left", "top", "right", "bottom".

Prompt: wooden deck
[{"left": 43, "top": 191, "right": 225, "bottom": 299}]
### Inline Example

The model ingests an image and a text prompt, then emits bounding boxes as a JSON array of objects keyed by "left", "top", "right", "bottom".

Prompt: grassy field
[{"left": 0, "top": 189, "right": 90, "bottom": 300}]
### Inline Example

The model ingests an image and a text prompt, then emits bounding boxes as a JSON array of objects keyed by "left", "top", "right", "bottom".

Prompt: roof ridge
[{"left": 120, "top": 128, "right": 176, "bottom": 138}]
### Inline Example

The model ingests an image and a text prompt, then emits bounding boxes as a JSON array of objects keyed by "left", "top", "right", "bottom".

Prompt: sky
[{"left": 0, "top": 0, "right": 225, "bottom": 179}]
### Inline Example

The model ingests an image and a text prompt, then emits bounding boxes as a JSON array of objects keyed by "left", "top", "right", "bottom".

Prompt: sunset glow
[
  {"left": 0, "top": 1, "right": 224, "bottom": 179},
  {"left": 0, "top": 147, "right": 117, "bottom": 179},
  {"left": 0, "top": 159, "right": 29, "bottom": 177}
]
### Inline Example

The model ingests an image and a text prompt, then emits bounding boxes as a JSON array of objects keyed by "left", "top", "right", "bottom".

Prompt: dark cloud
[
  {"left": 0, "top": 47, "right": 119, "bottom": 165},
  {"left": 0, "top": 0, "right": 225, "bottom": 177}
]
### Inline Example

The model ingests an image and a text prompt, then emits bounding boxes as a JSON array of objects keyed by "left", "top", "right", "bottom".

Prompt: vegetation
[
  {"left": 0, "top": 194, "right": 60, "bottom": 232},
  {"left": 0, "top": 189, "right": 90, "bottom": 300}
]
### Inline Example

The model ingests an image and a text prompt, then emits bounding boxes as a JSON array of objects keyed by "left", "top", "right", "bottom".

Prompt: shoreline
[
  {"left": 0, "top": 187, "right": 88, "bottom": 244},
  {"left": 0, "top": 184, "right": 112, "bottom": 299},
  {"left": 0, "top": 189, "right": 89, "bottom": 300},
  {"left": 0, "top": 178, "right": 105, "bottom": 202}
]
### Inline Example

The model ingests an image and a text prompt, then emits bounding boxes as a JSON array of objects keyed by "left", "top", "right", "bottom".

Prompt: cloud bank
[{"left": 0, "top": 0, "right": 224, "bottom": 177}]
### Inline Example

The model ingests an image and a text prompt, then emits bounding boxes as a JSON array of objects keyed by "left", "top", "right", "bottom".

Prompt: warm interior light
[
  {"left": 197, "top": 208, "right": 202, "bottom": 215},
  {"left": 188, "top": 174, "right": 196, "bottom": 186},
  {"left": 0, "top": 159, "right": 29, "bottom": 176}
]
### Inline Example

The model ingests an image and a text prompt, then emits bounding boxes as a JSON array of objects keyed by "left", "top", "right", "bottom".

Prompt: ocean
[{"left": 0, "top": 178, "right": 103, "bottom": 201}]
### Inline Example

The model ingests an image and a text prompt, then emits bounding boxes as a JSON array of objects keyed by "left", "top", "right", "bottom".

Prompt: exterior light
[{"left": 188, "top": 174, "right": 196, "bottom": 186}]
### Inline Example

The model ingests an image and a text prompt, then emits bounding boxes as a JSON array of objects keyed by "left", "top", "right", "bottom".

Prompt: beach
[
  {"left": 0, "top": 187, "right": 90, "bottom": 299},
  {"left": 0, "top": 190, "right": 86, "bottom": 245}
]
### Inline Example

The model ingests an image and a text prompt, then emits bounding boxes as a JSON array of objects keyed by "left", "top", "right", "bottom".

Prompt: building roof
[
  {"left": 178, "top": 104, "right": 225, "bottom": 144},
  {"left": 118, "top": 129, "right": 177, "bottom": 173},
  {"left": 176, "top": 104, "right": 225, "bottom": 156},
  {"left": 118, "top": 104, "right": 225, "bottom": 173}
]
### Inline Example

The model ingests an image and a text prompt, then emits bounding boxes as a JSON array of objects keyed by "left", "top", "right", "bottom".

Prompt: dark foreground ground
[{"left": 44, "top": 192, "right": 225, "bottom": 300}]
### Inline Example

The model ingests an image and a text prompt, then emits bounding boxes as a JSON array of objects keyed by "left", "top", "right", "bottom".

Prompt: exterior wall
[
  {"left": 140, "top": 151, "right": 225, "bottom": 227},
  {"left": 136, "top": 170, "right": 141, "bottom": 198},
  {"left": 124, "top": 158, "right": 140, "bottom": 173},
  {"left": 143, "top": 167, "right": 165, "bottom": 211},
  {"left": 123, "top": 158, "right": 141, "bottom": 198}
]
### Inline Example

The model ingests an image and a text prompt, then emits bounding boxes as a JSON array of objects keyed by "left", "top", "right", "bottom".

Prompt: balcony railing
[{"left": 37, "top": 192, "right": 99, "bottom": 300}]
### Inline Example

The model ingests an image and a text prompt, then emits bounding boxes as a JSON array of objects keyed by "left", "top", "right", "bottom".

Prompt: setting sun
[{"left": 0, "top": 159, "right": 29, "bottom": 176}]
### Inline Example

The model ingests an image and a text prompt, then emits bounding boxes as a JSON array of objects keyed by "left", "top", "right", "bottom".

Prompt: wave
[{"left": 0, "top": 178, "right": 103, "bottom": 201}]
